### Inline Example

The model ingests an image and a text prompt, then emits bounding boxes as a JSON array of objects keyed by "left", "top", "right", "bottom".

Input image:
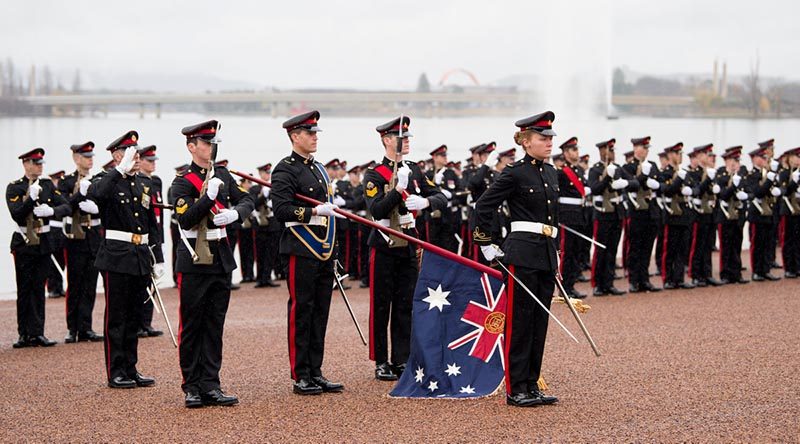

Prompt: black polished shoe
[
  {"left": 592, "top": 287, "right": 608, "bottom": 297},
  {"left": 692, "top": 279, "right": 708, "bottom": 288},
  {"left": 64, "top": 331, "right": 78, "bottom": 344},
  {"left": 185, "top": 392, "right": 203, "bottom": 408},
  {"left": 78, "top": 330, "right": 104, "bottom": 342},
  {"left": 577, "top": 274, "right": 590, "bottom": 283},
  {"left": 718, "top": 278, "right": 731, "bottom": 285},
  {"left": 230, "top": 283, "right": 241, "bottom": 291},
  {"left": 751, "top": 274, "right": 765, "bottom": 282},
  {"left": 201, "top": 389, "right": 239, "bottom": 406},
  {"left": 311, "top": 376, "right": 344, "bottom": 393},
  {"left": 47, "top": 290, "right": 65, "bottom": 299},
  {"left": 642, "top": 282, "right": 662, "bottom": 293},
  {"left": 785, "top": 272, "right": 798, "bottom": 279},
  {"left": 375, "top": 362, "right": 399, "bottom": 381},
  {"left": 132, "top": 373, "right": 156, "bottom": 387},
  {"left": 628, "top": 284, "right": 643, "bottom": 293},
  {"left": 144, "top": 327, "right": 163, "bottom": 337},
  {"left": 12, "top": 336, "right": 30, "bottom": 348},
  {"left": 293, "top": 379, "right": 323, "bottom": 395},
  {"left": 240, "top": 277, "right": 255, "bottom": 283},
  {"left": 736, "top": 277, "right": 750, "bottom": 284},
  {"left": 763, "top": 273, "right": 781, "bottom": 281},
  {"left": 678, "top": 281, "right": 696, "bottom": 289},
  {"left": 392, "top": 363, "right": 407, "bottom": 376},
  {"left": 663, "top": 282, "right": 677, "bottom": 290},
  {"left": 530, "top": 389, "right": 558, "bottom": 405},
  {"left": 607, "top": 287, "right": 626, "bottom": 296},
  {"left": 359, "top": 281, "right": 370, "bottom": 288},
  {"left": 137, "top": 329, "right": 149, "bottom": 338},
  {"left": 770, "top": 261, "right": 782, "bottom": 269},
  {"left": 107, "top": 376, "right": 136, "bottom": 389},
  {"left": 506, "top": 392, "right": 541, "bottom": 407},
  {"left": 29, "top": 335, "right": 56, "bottom": 347},
  {"left": 706, "top": 278, "right": 723, "bottom": 287},
  {"left": 567, "top": 288, "right": 587, "bottom": 299}
]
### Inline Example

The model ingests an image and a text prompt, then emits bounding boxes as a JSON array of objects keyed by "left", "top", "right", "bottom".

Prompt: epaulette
[
  {"left": 282, "top": 155, "right": 295, "bottom": 165},
  {"left": 12, "top": 178, "right": 23, "bottom": 184},
  {"left": 175, "top": 170, "right": 185, "bottom": 177},
  {"left": 594, "top": 162, "right": 604, "bottom": 167}
]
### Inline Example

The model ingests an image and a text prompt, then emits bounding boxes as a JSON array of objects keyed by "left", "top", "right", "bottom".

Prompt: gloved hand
[
  {"left": 681, "top": 186, "right": 693, "bottom": 196},
  {"left": 732, "top": 174, "right": 741, "bottom": 187},
  {"left": 441, "top": 189, "right": 452, "bottom": 199},
  {"left": 606, "top": 163, "right": 617, "bottom": 178},
  {"left": 481, "top": 244, "right": 504, "bottom": 261},
  {"left": 646, "top": 178, "right": 661, "bottom": 190},
  {"left": 206, "top": 177, "right": 224, "bottom": 200},
  {"left": 33, "top": 204, "right": 54, "bottom": 217},
  {"left": 711, "top": 184, "right": 721, "bottom": 194},
  {"left": 641, "top": 162, "right": 652, "bottom": 176},
  {"left": 678, "top": 169, "right": 687, "bottom": 180},
  {"left": 212, "top": 208, "right": 239, "bottom": 226},
  {"left": 584, "top": 187, "right": 592, "bottom": 196},
  {"left": 267, "top": 200, "right": 273, "bottom": 209},
  {"left": 692, "top": 198, "right": 702, "bottom": 206},
  {"left": 767, "top": 171, "right": 776, "bottom": 182},
  {"left": 314, "top": 202, "right": 345, "bottom": 218},
  {"left": 736, "top": 190, "right": 749, "bottom": 201},
  {"left": 770, "top": 159, "right": 779, "bottom": 172},
  {"left": 79, "top": 179, "right": 91, "bottom": 196},
  {"left": 153, "top": 263, "right": 165, "bottom": 281},
  {"left": 405, "top": 194, "right": 430, "bottom": 211},
  {"left": 611, "top": 178, "right": 628, "bottom": 190},
  {"left": 434, "top": 169, "right": 445, "bottom": 185},
  {"left": 250, "top": 209, "right": 259, "bottom": 219},
  {"left": 706, "top": 168, "right": 716, "bottom": 180},
  {"left": 792, "top": 170, "right": 800, "bottom": 183},
  {"left": 28, "top": 183, "right": 41, "bottom": 201},
  {"left": 333, "top": 195, "right": 346, "bottom": 206},
  {"left": 770, "top": 187, "right": 782, "bottom": 197},
  {"left": 115, "top": 146, "right": 137, "bottom": 175},
  {"left": 261, "top": 187, "right": 270, "bottom": 198},
  {"left": 396, "top": 164, "right": 411, "bottom": 191},
  {"left": 78, "top": 200, "right": 100, "bottom": 214}
]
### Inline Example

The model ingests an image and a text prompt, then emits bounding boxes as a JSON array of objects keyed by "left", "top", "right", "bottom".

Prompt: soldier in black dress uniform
[
  {"left": 686, "top": 144, "right": 723, "bottom": 287},
  {"left": 555, "top": 137, "right": 590, "bottom": 299},
  {"left": 778, "top": 148, "right": 800, "bottom": 278},
  {"left": 236, "top": 177, "right": 257, "bottom": 283},
  {"left": 252, "top": 163, "right": 281, "bottom": 288},
  {"left": 621, "top": 136, "right": 663, "bottom": 293},
  {"left": 659, "top": 142, "right": 697, "bottom": 289},
  {"left": 168, "top": 163, "right": 190, "bottom": 287},
  {"left": 271, "top": 111, "right": 344, "bottom": 396},
  {"left": 345, "top": 164, "right": 366, "bottom": 282},
  {"left": 172, "top": 120, "right": 254, "bottom": 407},
  {"left": 136, "top": 145, "right": 165, "bottom": 338},
  {"left": 473, "top": 111, "right": 560, "bottom": 407},
  {"left": 46, "top": 170, "right": 67, "bottom": 299},
  {"left": 363, "top": 116, "right": 446, "bottom": 381},
  {"left": 467, "top": 142, "right": 497, "bottom": 263},
  {"left": 745, "top": 146, "right": 782, "bottom": 281},
  {"left": 60, "top": 142, "right": 104, "bottom": 343},
  {"left": 426, "top": 144, "right": 461, "bottom": 253},
  {"left": 354, "top": 162, "right": 374, "bottom": 288},
  {"left": 89, "top": 131, "right": 163, "bottom": 388},
  {"left": 326, "top": 159, "right": 352, "bottom": 282},
  {"left": 715, "top": 146, "right": 749, "bottom": 284},
  {"left": 7, "top": 148, "right": 70, "bottom": 348}
]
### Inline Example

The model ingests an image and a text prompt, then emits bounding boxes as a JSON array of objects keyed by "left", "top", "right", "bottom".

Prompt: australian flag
[{"left": 390, "top": 251, "right": 506, "bottom": 398}]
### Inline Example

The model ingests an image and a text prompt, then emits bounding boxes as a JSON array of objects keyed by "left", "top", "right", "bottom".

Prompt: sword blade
[
  {"left": 554, "top": 274, "right": 602, "bottom": 356},
  {"left": 333, "top": 262, "right": 367, "bottom": 346},
  {"left": 560, "top": 224, "right": 607, "bottom": 249}
]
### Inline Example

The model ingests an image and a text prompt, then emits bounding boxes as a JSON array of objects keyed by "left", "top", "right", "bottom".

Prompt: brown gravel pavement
[{"left": 0, "top": 264, "right": 798, "bottom": 442}]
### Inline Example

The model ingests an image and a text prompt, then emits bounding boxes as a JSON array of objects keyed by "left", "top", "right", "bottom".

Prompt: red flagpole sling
[{"left": 231, "top": 170, "right": 503, "bottom": 280}]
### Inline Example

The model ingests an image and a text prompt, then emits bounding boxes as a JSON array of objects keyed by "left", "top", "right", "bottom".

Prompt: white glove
[
  {"left": 314, "top": 202, "right": 345, "bottom": 218},
  {"left": 606, "top": 164, "right": 617, "bottom": 177},
  {"left": 261, "top": 187, "right": 270, "bottom": 198},
  {"left": 481, "top": 244, "right": 504, "bottom": 261},
  {"left": 711, "top": 184, "right": 721, "bottom": 194},
  {"left": 29, "top": 183, "right": 41, "bottom": 201},
  {"left": 678, "top": 169, "right": 687, "bottom": 180},
  {"left": 250, "top": 209, "right": 259, "bottom": 218},
  {"left": 441, "top": 189, "right": 452, "bottom": 199},
  {"left": 333, "top": 195, "right": 346, "bottom": 206},
  {"left": 33, "top": 204, "right": 54, "bottom": 217},
  {"left": 584, "top": 187, "right": 592, "bottom": 196},
  {"left": 78, "top": 200, "right": 100, "bottom": 214},
  {"left": 692, "top": 198, "right": 702, "bottom": 206},
  {"left": 792, "top": 170, "right": 800, "bottom": 183},
  {"left": 611, "top": 178, "right": 629, "bottom": 190},
  {"left": 153, "top": 263, "right": 165, "bottom": 281},
  {"left": 646, "top": 178, "right": 661, "bottom": 190},
  {"left": 396, "top": 164, "right": 411, "bottom": 191},
  {"left": 79, "top": 179, "right": 91, "bottom": 196},
  {"left": 736, "top": 190, "right": 749, "bottom": 201},
  {"left": 770, "top": 187, "right": 782, "bottom": 197},
  {"left": 267, "top": 200, "right": 273, "bottom": 209},
  {"left": 767, "top": 171, "right": 776, "bottom": 182},
  {"left": 405, "top": 194, "right": 430, "bottom": 211},
  {"left": 115, "top": 146, "right": 137, "bottom": 175},
  {"left": 434, "top": 170, "right": 444, "bottom": 185},
  {"left": 641, "top": 162, "right": 652, "bottom": 176},
  {"left": 212, "top": 208, "right": 239, "bottom": 226},
  {"left": 681, "top": 186, "right": 693, "bottom": 196},
  {"left": 706, "top": 168, "right": 716, "bottom": 180},
  {"left": 770, "top": 159, "right": 779, "bottom": 172},
  {"left": 732, "top": 174, "right": 741, "bottom": 187},
  {"left": 206, "top": 177, "right": 224, "bottom": 200}
]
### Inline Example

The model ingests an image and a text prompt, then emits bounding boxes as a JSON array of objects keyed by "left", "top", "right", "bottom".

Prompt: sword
[
  {"left": 50, "top": 254, "right": 67, "bottom": 281},
  {"left": 559, "top": 224, "right": 606, "bottom": 249},
  {"left": 783, "top": 196, "right": 796, "bottom": 215},
  {"left": 753, "top": 198, "right": 764, "bottom": 214},
  {"left": 555, "top": 253, "right": 601, "bottom": 357},
  {"left": 176, "top": 223, "right": 199, "bottom": 262},
  {"left": 454, "top": 233, "right": 463, "bottom": 257},
  {"left": 492, "top": 256, "right": 579, "bottom": 344},
  {"left": 333, "top": 260, "right": 367, "bottom": 346},
  {"left": 148, "top": 248, "right": 178, "bottom": 348}
]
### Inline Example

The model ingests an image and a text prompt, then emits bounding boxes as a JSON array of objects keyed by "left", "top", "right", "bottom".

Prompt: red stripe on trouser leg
[
  {"left": 688, "top": 222, "right": 698, "bottom": 279},
  {"left": 104, "top": 272, "right": 111, "bottom": 380},
  {"left": 64, "top": 251, "right": 69, "bottom": 319},
  {"left": 590, "top": 220, "right": 599, "bottom": 288},
  {"left": 344, "top": 230, "right": 350, "bottom": 272},
  {"left": 368, "top": 248, "right": 377, "bottom": 361},
  {"left": 661, "top": 226, "right": 669, "bottom": 283},
  {"left": 717, "top": 224, "right": 723, "bottom": 276},
  {"left": 504, "top": 265, "right": 515, "bottom": 396},
  {"left": 288, "top": 256, "right": 298, "bottom": 380},
  {"left": 559, "top": 232, "right": 566, "bottom": 274},
  {"left": 779, "top": 216, "right": 786, "bottom": 248},
  {"left": 177, "top": 272, "right": 185, "bottom": 385},
  {"left": 749, "top": 224, "right": 755, "bottom": 274}
]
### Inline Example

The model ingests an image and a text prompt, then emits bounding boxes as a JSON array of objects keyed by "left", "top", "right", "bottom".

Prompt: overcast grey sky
[{"left": 3, "top": 0, "right": 798, "bottom": 90}]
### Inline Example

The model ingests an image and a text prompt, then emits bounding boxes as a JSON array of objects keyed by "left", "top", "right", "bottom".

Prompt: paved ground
[{"left": 0, "top": 258, "right": 798, "bottom": 443}]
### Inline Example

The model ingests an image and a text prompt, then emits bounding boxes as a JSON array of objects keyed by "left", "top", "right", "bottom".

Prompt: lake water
[{"left": 1, "top": 112, "right": 798, "bottom": 299}]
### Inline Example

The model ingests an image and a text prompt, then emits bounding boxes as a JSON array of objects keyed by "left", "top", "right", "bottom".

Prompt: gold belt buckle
[
  {"left": 131, "top": 233, "right": 142, "bottom": 245},
  {"left": 541, "top": 224, "right": 553, "bottom": 238}
]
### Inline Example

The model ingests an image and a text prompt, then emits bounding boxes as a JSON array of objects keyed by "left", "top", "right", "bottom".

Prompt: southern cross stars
[
  {"left": 459, "top": 385, "right": 475, "bottom": 394},
  {"left": 414, "top": 366, "right": 425, "bottom": 383},
  {"left": 422, "top": 284, "right": 451, "bottom": 312},
  {"left": 428, "top": 380, "right": 439, "bottom": 392},
  {"left": 445, "top": 363, "right": 461, "bottom": 377}
]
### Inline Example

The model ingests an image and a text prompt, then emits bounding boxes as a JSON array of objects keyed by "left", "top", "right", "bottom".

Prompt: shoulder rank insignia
[
  {"left": 9, "top": 195, "right": 20, "bottom": 202},
  {"left": 176, "top": 197, "right": 188, "bottom": 215},
  {"left": 426, "top": 178, "right": 435, "bottom": 187},
  {"left": 365, "top": 181, "right": 378, "bottom": 197}
]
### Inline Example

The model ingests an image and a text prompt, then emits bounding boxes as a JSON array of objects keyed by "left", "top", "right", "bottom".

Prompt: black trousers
[
  {"left": 65, "top": 247, "right": 99, "bottom": 334},
  {"left": 591, "top": 218, "right": 622, "bottom": 290},
  {"left": 359, "top": 225, "right": 370, "bottom": 284},
  {"left": 750, "top": 222, "right": 774, "bottom": 276},
  {"left": 428, "top": 217, "right": 459, "bottom": 253},
  {"left": 103, "top": 271, "right": 148, "bottom": 381},
  {"left": 662, "top": 224, "right": 690, "bottom": 285},
  {"left": 286, "top": 255, "right": 334, "bottom": 381},
  {"left": 579, "top": 214, "right": 593, "bottom": 268},
  {"left": 783, "top": 216, "right": 800, "bottom": 273},
  {"left": 558, "top": 224, "right": 586, "bottom": 289},
  {"left": 369, "top": 248, "right": 417, "bottom": 365},
  {"left": 719, "top": 221, "right": 744, "bottom": 281},
  {"left": 504, "top": 264, "right": 554, "bottom": 395},
  {"left": 348, "top": 225, "right": 361, "bottom": 277},
  {"left": 13, "top": 251, "right": 48, "bottom": 337},
  {"left": 238, "top": 227, "right": 255, "bottom": 281},
  {"left": 170, "top": 222, "right": 180, "bottom": 285},
  {"left": 655, "top": 221, "right": 665, "bottom": 272},
  {"left": 627, "top": 217, "right": 659, "bottom": 286},
  {"left": 47, "top": 247, "right": 65, "bottom": 294},
  {"left": 178, "top": 271, "right": 232, "bottom": 393},
  {"left": 689, "top": 220, "right": 715, "bottom": 281},
  {"left": 255, "top": 229, "right": 280, "bottom": 285}
]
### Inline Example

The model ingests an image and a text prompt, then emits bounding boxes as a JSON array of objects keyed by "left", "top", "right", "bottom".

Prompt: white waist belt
[
  {"left": 285, "top": 215, "right": 328, "bottom": 227},
  {"left": 510, "top": 221, "right": 558, "bottom": 239},
  {"left": 357, "top": 210, "right": 367, "bottom": 216},
  {"left": 183, "top": 228, "right": 227, "bottom": 240},
  {"left": 19, "top": 225, "right": 51, "bottom": 234},
  {"left": 49, "top": 220, "right": 64, "bottom": 228},
  {"left": 64, "top": 216, "right": 102, "bottom": 227},
  {"left": 377, "top": 214, "right": 416, "bottom": 228},
  {"left": 559, "top": 197, "right": 583, "bottom": 206},
  {"left": 106, "top": 230, "right": 149, "bottom": 245},
  {"left": 593, "top": 196, "right": 621, "bottom": 204}
]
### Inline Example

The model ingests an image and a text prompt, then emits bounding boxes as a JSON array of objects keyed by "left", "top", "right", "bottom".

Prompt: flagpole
[{"left": 231, "top": 170, "right": 503, "bottom": 280}]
